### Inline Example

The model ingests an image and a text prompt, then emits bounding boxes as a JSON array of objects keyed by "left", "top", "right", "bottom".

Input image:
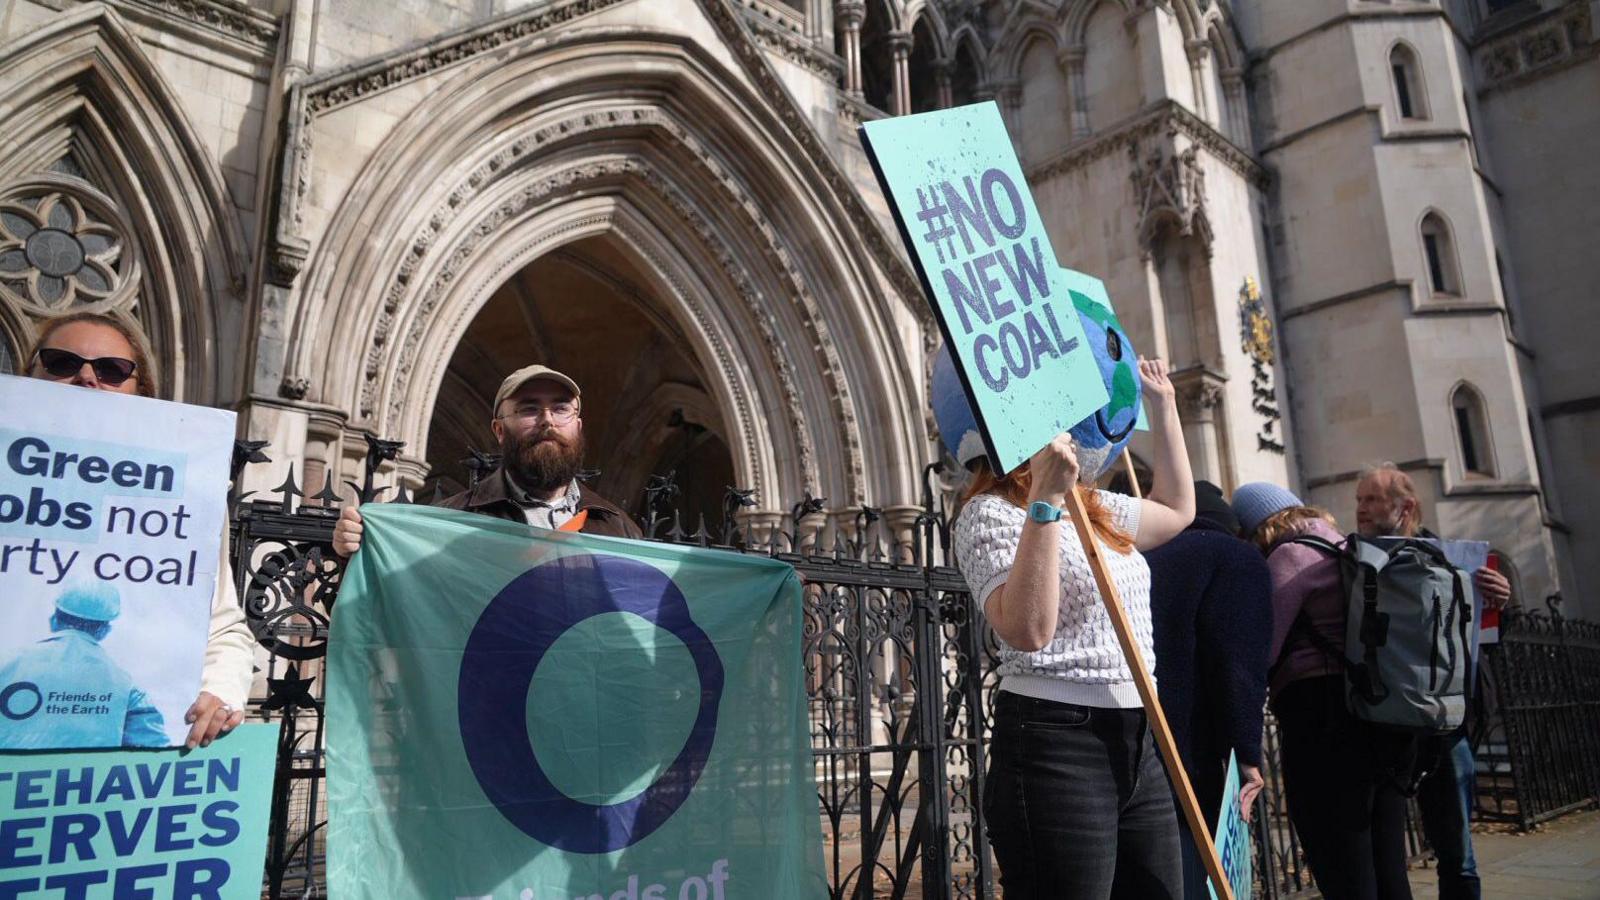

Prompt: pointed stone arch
[
  {"left": 0, "top": 5, "right": 249, "bottom": 403},
  {"left": 278, "top": 28, "right": 927, "bottom": 512},
  {"left": 992, "top": 0, "right": 1064, "bottom": 83}
]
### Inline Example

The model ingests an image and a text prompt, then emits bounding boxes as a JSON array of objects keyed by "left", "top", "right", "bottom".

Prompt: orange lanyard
[{"left": 557, "top": 510, "right": 588, "bottom": 533}]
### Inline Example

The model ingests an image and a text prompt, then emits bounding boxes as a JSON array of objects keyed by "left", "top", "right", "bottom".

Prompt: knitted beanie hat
[{"left": 1231, "top": 482, "right": 1303, "bottom": 538}]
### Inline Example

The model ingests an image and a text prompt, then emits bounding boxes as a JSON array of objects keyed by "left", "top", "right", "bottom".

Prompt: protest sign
[
  {"left": 1428, "top": 538, "right": 1493, "bottom": 658},
  {"left": 1208, "top": 752, "right": 1253, "bottom": 900},
  {"left": 861, "top": 102, "right": 1108, "bottom": 474},
  {"left": 0, "top": 721, "right": 279, "bottom": 898},
  {"left": 326, "top": 504, "right": 824, "bottom": 899},
  {"left": 0, "top": 376, "right": 235, "bottom": 749}
]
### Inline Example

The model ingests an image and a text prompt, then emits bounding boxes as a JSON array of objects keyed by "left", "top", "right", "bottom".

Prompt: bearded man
[{"left": 333, "top": 365, "right": 641, "bottom": 556}]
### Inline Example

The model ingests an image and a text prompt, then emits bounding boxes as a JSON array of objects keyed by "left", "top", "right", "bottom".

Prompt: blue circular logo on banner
[{"left": 458, "top": 553, "right": 724, "bottom": 854}]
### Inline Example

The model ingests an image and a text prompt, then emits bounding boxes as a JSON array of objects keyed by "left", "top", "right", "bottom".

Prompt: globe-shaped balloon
[
  {"left": 1064, "top": 286, "right": 1141, "bottom": 482},
  {"left": 931, "top": 285, "right": 1141, "bottom": 482}
]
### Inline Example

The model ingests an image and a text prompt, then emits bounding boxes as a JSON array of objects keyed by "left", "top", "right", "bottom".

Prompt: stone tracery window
[{"left": 0, "top": 177, "right": 136, "bottom": 316}]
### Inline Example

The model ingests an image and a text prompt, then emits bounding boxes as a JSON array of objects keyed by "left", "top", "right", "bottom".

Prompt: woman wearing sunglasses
[{"left": 23, "top": 312, "right": 256, "bottom": 748}]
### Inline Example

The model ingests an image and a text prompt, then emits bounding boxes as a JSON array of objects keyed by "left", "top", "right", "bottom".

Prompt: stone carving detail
[
  {"left": 274, "top": 0, "right": 933, "bottom": 348},
  {"left": 1130, "top": 143, "right": 1212, "bottom": 255},
  {"left": 0, "top": 177, "right": 139, "bottom": 316},
  {"left": 121, "top": 0, "right": 278, "bottom": 47},
  {"left": 1238, "top": 276, "right": 1284, "bottom": 454},
  {"left": 279, "top": 376, "right": 310, "bottom": 400},
  {"left": 303, "top": 0, "right": 628, "bottom": 115},
  {"left": 1476, "top": 2, "right": 1594, "bottom": 92},
  {"left": 1177, "top": 379, "right": 1225, "bottom": 419},
  {"left": 1030, "top": 99, "right": 1268, "bottom": 188},
  {"left": 741, "top": 8, "right": 843, "bottom": 79}
]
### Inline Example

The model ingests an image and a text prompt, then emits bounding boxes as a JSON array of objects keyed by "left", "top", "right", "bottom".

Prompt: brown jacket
[{"left": 435, "top": 470, "right": 643, "bottom": 540}]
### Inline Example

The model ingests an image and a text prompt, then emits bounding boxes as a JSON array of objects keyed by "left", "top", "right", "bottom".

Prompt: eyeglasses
[
  {"left": 35, "top": 348, "right": 138, "bottom": 386},
  {"left": 496, "top": 402, "right": 579, "bottom": 425}
]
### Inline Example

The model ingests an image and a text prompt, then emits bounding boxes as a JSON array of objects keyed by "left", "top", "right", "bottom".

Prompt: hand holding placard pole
[{"left": 1062, "top": 485, "right": 1234, "bottom": 900}]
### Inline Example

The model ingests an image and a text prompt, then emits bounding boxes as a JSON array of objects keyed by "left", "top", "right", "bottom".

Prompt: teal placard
[
  {"left": 326, "top": 504, "right": 824, "bottom": 899},
  {"left": 0, "top": 722, "right": 280, "bottom": 898},
  {"left": 862, "top": 102, "right": 1108, "bottom": 474},
  {"left": 1210, "top": 751, "right": 1253, "bottom": 900}
]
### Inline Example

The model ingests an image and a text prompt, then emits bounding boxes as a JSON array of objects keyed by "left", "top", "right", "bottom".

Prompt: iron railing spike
[
  {"left": 312, "top": 471, "right": 341, "bottom": 506},
  {"left": 273, "top": 467, "right": 302, "bottom": 512}
]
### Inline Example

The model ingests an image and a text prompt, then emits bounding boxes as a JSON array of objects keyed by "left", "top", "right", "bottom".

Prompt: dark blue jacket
[{"left": 1147, "top": 517, "right": 1273, "bottom": 818}]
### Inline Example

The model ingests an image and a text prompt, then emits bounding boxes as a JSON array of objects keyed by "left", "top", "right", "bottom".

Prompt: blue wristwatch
[{"left": 1028, "top": 501, "right": 1063, "bottom": 524}]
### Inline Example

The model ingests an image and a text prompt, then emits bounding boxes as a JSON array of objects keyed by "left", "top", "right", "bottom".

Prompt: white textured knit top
[{"left": 954, "top": 490, "right": 1154, "bottom": 709}]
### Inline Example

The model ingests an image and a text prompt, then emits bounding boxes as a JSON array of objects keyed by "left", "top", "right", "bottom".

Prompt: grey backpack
[{"left": 1287, "top": 534, "right": 1471, "bottom": 734}]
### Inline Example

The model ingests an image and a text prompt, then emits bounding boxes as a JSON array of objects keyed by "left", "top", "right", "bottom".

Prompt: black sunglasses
[{"left": 35, "top": 347, "right": 138, "bottom": 385}]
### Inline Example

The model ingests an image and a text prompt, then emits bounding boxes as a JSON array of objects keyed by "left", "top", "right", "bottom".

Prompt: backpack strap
[
  {"left": 1351, "top": 556, "right": 1390, "bottom": 705},
  {"left": 1269, "top": 536, "right": 1352, "bottom": 676}
]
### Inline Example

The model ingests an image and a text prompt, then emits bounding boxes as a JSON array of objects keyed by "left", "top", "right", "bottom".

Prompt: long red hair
[{"left": 958, "top": 460, "right": 1136, "bottom": 554}]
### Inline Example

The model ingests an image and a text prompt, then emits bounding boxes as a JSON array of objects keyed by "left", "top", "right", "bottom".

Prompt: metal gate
[
  {"left": 229, "top": 440, "right": 992, "bottom": 899},
  {"left": 228, "top": 438, "right": 1600, "bottom": 899}
]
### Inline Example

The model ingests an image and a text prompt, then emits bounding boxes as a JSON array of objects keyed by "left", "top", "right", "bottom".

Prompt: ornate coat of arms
[{"left": 1238, "top": 277, "right": 1285, "bottom": 453}]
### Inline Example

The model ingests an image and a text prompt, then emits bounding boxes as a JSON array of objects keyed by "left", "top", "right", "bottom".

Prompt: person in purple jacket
[{"left": 1233, "top": 483, "right": 1416, "bottom": 900}]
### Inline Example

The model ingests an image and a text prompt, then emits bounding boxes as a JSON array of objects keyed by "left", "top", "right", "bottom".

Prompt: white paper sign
[{"left": 0, "top": 376, "right": 235, "bottom": 748}]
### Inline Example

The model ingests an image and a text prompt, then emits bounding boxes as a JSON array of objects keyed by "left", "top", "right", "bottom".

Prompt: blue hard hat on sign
[
  {"left": 54, "top": 582, "right": 121, "bottom": 622},
  {"left": 932, "top": 344, "right": 988, "bottom": 470}
]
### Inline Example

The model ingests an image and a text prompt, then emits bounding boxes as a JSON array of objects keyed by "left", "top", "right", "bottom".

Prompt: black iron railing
[{"left": 227, "top": 438, "right": 1599, "bottom": 899}]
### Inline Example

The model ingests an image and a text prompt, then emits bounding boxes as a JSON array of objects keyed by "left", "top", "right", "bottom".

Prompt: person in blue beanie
[{"left": 1146, "top": 480, "right": 1272, "bottom": 900}]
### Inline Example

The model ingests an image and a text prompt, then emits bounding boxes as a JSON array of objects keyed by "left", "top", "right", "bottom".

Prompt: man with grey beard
[
  {"left": 1355, "top": 463, "right": 1509, "bottom": 900},
  {"left": 333, "top": 365, "right": 641, "bottom": 556}
]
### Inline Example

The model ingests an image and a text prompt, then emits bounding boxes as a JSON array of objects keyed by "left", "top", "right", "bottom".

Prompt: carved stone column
[
  {"left": 882, "top": 504, "right": 924, "bottom": 564},
  {"left": 837, "top": 0, "right": 865, "bottom": 96},
  {"left": 1174, "top": 369, "right": 1230, "bottom": 489},
  {"left": 933, "top": 59, "right": 955, "bottom": 109},
  {"left": 1221, "top": 70, "right": 1247, "bottom": 144},
  {"left": 888, "top": 30, "right": 913, "bottom": 115},
  {"left": 1061, "top": 48, "right": 1090, "bottom": 138},
  {"left": 1186, "top": 39, "right": 1211, "bottom": 123}
]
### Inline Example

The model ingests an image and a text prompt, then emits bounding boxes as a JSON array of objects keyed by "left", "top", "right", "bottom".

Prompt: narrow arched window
[
  {"left": 1451, "top": 383, "right": 1495, "bottom": 477},
  {"left": 1421, "top": 212, "right": 1461, "bottom": 296},
  {"left": 1390, "top": 44, "right": 1429, "bottom": 121}
]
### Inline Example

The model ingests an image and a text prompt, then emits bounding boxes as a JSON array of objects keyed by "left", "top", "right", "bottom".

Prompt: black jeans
[
  {"left": 1274, "top": 676, "right": 1415, "bottom": 900},
  {"left": 984, "top": 691, "right": 1182, "bottom": 900},
  {"left": 1416, "top": 729, "right": 1480, "bottom": 900}
]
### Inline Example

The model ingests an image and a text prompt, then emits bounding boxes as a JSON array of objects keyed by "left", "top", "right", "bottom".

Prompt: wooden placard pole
[
  {"left": 1062, "top": 484, "right": 1234, "bottom": 900},
  {"left": 1121, "top": 449, "right": 1144, "bottom": 500}
]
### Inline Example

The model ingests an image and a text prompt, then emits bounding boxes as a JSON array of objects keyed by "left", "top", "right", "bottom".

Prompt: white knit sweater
[{"left": 953, "top": 490, "right": 1155, "bottom": 708}]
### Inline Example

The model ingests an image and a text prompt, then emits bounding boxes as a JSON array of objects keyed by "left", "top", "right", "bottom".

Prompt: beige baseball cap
[{"left": 492, "top": 365, "right": 581, "bottom": 414}]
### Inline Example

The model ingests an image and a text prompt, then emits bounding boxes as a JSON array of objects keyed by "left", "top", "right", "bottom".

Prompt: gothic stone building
[{"left": 0, "top": 0, "right": 1592, "bottom": 616}]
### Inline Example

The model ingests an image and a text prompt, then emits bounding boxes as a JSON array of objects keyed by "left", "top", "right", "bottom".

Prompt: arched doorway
[
  {"left": 426, "top": 235, "right": 735, "bottom": 527},
  {"left": 271, "top": 25, "right": 933, "bottom": 530}
]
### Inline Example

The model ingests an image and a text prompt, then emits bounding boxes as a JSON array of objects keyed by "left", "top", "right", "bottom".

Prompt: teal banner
[
  {"left": 327, "top": 504, "right": 823, "bottom": 899},
  {"left": 0, "top": 722, "right": 280, "bottom": 898},
  {"left": 861, "top": 102, "right": 1108, "bottom": 474},
  {"left": 1210, "top": 752, "right": 1252, "bottom": 900}
]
